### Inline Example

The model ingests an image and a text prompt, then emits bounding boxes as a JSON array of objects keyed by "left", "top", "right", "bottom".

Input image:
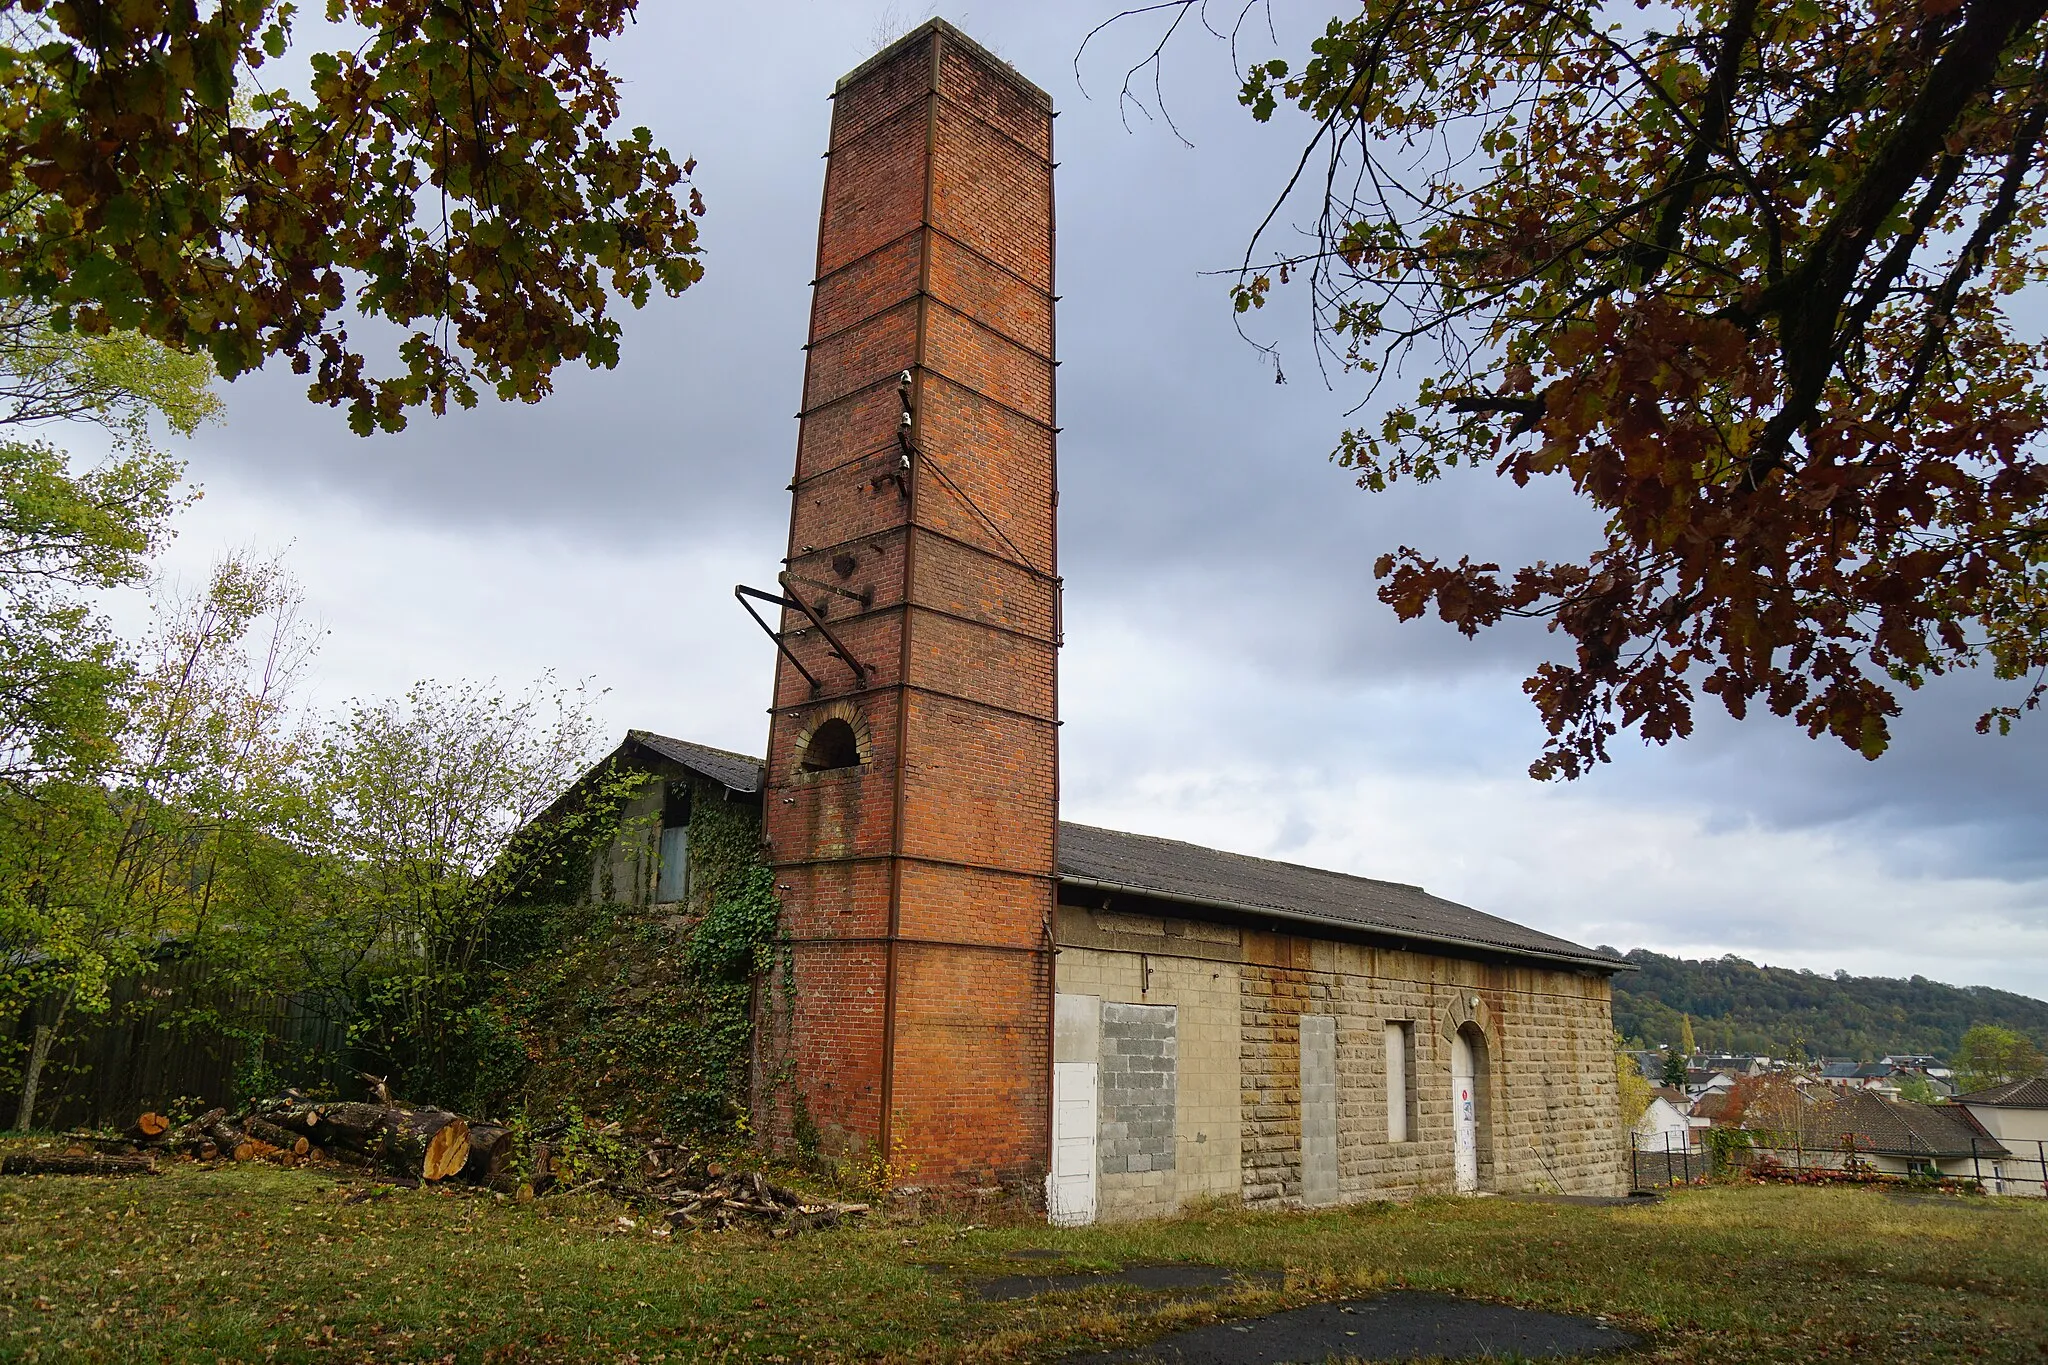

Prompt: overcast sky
[{"left": 128, "top": 2, "right": 2048, "bottom": 1002}]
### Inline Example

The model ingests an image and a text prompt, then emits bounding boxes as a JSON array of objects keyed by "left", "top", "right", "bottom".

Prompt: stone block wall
[
  {"left": 1052, "top": 926, "right": 1242, "bottom": 1221},
  {"left": 1056, "top": 904, "right": 1627, "bottom": 1220}
]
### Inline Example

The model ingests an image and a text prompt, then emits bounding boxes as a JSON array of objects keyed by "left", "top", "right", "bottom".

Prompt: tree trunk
[
  {"left": 242, "top": 1117, "right": 309, "bottom": 1156},
  {"left": 463, "top": 1124, "right": 514, "bottom": 1183},
  {"left": 162, "top": 1108, "right": 226, "bottom": 1149},
  {"left": 0, "top": 1152, "right": 157, "bottom": 1177},
  {"left": 380, "top": 1110, "right": 470, "bottom": 1181},
  {"left": 12, "top": 991, "right": 72, "bottom": 1132},
  {"left": 262, "top": 1100, "right": 387, "bottom": 1150}
]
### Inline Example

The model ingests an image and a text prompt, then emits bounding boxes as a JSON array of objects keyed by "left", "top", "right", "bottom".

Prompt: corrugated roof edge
[{"left": 1058, "top": 871, "right": 1627, "bottom": 974}]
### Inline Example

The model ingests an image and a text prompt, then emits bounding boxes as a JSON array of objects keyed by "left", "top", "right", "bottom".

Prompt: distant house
[
  {"left": 1685, "top": 1067, "right": 1739, "bottom": 1098},
  {"left": 1748, "top": 1091, "right": 2006, "bottom": 1185},
  {"left": 1699, "top": 1054, "right": 1770, "bottom": 1078},
  {"left": 1816, "top": 1060, "right": 1864, "bottom": 1089},
  {"left": 1690, "top": 1086, "right": 1744, "bottom": 1129},
  {"left": 1811, "top": 1060, "right": 1909, "bottom": 1095},
  {"left": 1953, "top": 1080, "right": 2048, "bottom": 1198},
  {"left": 1633, "top": 1087, "right": 1693, "bottom": 1152}
]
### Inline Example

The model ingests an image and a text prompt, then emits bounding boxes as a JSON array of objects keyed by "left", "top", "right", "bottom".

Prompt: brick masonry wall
[
  {"left": 758, "top": 22, "right": 1058, "bottom": 1191},
  {"left": 1055, "top": 905, "right": 1628, "bottom": 1220}
]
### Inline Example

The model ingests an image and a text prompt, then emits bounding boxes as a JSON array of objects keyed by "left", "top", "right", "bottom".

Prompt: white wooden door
[
  {"left": 1049, "top": 1061, "right": 1099, "bottom": 1226},
  {"left": 1452, "top": 1032, "right": 1479, "bottom": 1194}
]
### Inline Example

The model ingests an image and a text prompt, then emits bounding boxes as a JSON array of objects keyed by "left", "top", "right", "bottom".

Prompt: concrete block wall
[{"left": 1053, "top": 929, "right": 1242, "bottom": 1222}]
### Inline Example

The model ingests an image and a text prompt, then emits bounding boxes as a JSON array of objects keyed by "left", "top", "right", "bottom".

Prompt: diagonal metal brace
[
  {"left": 733, "top": 582, "right": 871, "bottom": 693},
  {"left": 777, "top": 572, "right": 871, "bottom": 684}
]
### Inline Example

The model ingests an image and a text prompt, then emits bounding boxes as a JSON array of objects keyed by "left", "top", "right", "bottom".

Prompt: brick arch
[
  {"left": 1439, "top": 990, "right": 1494, "bottom": 1044},
  {"left": 790, "top": 700, "right": 875, "bottom": 780}
]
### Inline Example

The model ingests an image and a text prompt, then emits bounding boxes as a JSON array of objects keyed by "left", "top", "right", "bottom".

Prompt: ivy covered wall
[{"left": 472, "top": 763, "right": 780, "bottom": 1135}]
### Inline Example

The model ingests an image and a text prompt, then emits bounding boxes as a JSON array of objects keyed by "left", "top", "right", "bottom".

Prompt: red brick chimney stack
[{"left": 760, "top": 21, "right": 1058, "bottom": 1190}]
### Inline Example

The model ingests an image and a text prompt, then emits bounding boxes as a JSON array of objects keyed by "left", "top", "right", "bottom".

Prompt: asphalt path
[{"left": 1057, "top": 1289, "right": 1639, "bottom": 1362}]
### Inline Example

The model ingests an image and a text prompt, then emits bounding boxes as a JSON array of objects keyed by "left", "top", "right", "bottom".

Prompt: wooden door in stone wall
[{"left": 1452, "top": 1030, "right": 1480, "bottom": 1193}]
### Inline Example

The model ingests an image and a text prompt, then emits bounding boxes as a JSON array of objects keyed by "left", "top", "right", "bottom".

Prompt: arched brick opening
[{"left": 791, "top": 701, "right": 874, "bottom": 779}]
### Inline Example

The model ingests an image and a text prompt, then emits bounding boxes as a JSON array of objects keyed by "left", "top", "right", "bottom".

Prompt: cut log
[
  {"left": 243, "top": 1118, "right": 310, "bottom": 1157},
  {"left": 463, "top": 1124, "right": 514, "bottom": 1183},
  {"left": 2, "top": 1152, "right": 157, "bottom": 1176},
  {"left": 128, "top": 1113, "right": 170, "bottom": 1142},
  {"left": 206, "top": 1120, "right": 246, "bottom": 1153},
  {"left": 162, "top": 1108, "right": 226, "bottom": 1149},
  {"left": 380, "top": 1109, "right": 470, "bottom": 1181},
  {"left": 266, "top": 1101, "right": 389, "bottom": 1150}
]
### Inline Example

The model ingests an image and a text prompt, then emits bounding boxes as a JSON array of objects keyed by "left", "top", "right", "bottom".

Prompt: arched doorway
[{"left": 1450, "top": 1023, "right": 1492, "bottom": 1193}]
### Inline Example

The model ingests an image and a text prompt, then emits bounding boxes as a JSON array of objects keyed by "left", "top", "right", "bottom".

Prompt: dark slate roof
[
  {"left": 1807, "top": 1092, "right": 2007, "bottom": 1158},
  {"left": 1954, "top": 1077, "right": 2048, "bottom": 1108},
  {"left": 617, "top": 733, "right": 1618, "bottom": 971},
  {"left": 628, "top": 731, "right": 764, "bottom": 794},
  {"left": 1055, "top": 821, "right": 1619, "bottom": 971}
]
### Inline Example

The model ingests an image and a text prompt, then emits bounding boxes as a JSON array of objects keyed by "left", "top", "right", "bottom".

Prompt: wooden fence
[{"left": 5, "top": 958, "right": 355, "bottom": 1130}]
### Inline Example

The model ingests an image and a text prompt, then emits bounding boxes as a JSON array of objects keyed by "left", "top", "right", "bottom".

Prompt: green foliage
[
  {"left": 421, "top": 774, "right": 782, "bottom": 1136},
  {"left": 1662, "top": 1050, "right": 1689, "bottom": 1089},
  {"left": 311, "top": 678, "right": 614, "bottom": 1104},
  {"left": 1954, "top": 1024, "right": 2048, "bottom": 1093},
  {"left": 0, "top": 554, "right": 318, "bottom": 1127},
  {"left": 1615, "top": 1033, "right": 1654, "bottom": 1129},
  {"left": 1612, "top": 949, "right": 2048, "bottom": 1062},
  {"left": 1896, "top": 1073, "right": 1940, "bottom": 1105},
  {"left": 0, "top": 2, "right": 705, "bottom": 433},
  {"left": 1131, "top": 0, "right": 2048, "bottom": 771}
]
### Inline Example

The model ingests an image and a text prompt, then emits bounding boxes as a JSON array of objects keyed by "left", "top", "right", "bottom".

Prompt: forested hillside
[{"left": 1609, "top": 950, "right": 2048, "bottom": 1061}]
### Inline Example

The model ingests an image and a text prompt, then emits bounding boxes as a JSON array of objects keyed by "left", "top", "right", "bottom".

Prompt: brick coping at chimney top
[{"left": 834, "top": 18, "right": 1053, "bottom": 110}]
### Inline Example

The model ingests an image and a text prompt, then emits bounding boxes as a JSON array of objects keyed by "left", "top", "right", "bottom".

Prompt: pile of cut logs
[
  {"left": 23, "top": 1098, "right": 871, "bottom": 1235},
  {"left": 115, "top": 1099, "right": 510, "bottom": 1184}
]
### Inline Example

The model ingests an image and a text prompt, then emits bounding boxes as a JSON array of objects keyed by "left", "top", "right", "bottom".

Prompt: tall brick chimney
[{"left": 758, "top": 22, "right": 1057, "bottom": 1190}]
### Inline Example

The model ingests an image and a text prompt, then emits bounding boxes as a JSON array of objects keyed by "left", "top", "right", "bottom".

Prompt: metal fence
[{"left": 1632, "top": 1127, "right": 2048, "bottom": 1196}]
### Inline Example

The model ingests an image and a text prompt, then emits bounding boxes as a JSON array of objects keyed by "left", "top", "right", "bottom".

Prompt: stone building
[
  {"left": 552, "top": 731, "right": 1630, "bottom": 1221},
  {"left": 538, "top": 21, "right": 1629, "bottom": 1222}
]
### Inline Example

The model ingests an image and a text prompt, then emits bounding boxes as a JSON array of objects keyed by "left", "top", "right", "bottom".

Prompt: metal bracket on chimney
[{"left": 733, "top": 580, "right": 871, "bottom": 695}]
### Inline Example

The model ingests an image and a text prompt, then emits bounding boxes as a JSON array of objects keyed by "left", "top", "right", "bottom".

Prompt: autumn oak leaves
[
  {"left": 0, "top": 0, "right": 704, "bottom": 435},
  {"left": 1225, "top": 0, "right": 2048, "bottom": 775}
]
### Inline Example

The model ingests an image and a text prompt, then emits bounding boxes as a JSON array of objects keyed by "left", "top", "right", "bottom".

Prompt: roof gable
[
  {"left": 626, "top": 731, "right": 763, "bottom": 794},
  {"left": 1955, "top": 1077, "right": 2048, "bottom": 1108}
]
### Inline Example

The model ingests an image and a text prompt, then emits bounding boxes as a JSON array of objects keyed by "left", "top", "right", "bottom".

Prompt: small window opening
[
  {"left": 800, "top": 717, "right": 862, "bottom": 772},
  {"left": 1386, "top": 1020, "right": 1417, "bottom": 1142}
]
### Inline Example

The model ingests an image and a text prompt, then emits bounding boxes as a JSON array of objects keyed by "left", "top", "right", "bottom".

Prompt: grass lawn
[{"left": 3, "top": 1164, "right": 2047, "bottom": 1363}]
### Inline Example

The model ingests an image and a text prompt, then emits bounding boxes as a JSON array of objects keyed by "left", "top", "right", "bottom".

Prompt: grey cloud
[{"left": 172, "top": 2, "right": 2048, "bottom": 988}]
